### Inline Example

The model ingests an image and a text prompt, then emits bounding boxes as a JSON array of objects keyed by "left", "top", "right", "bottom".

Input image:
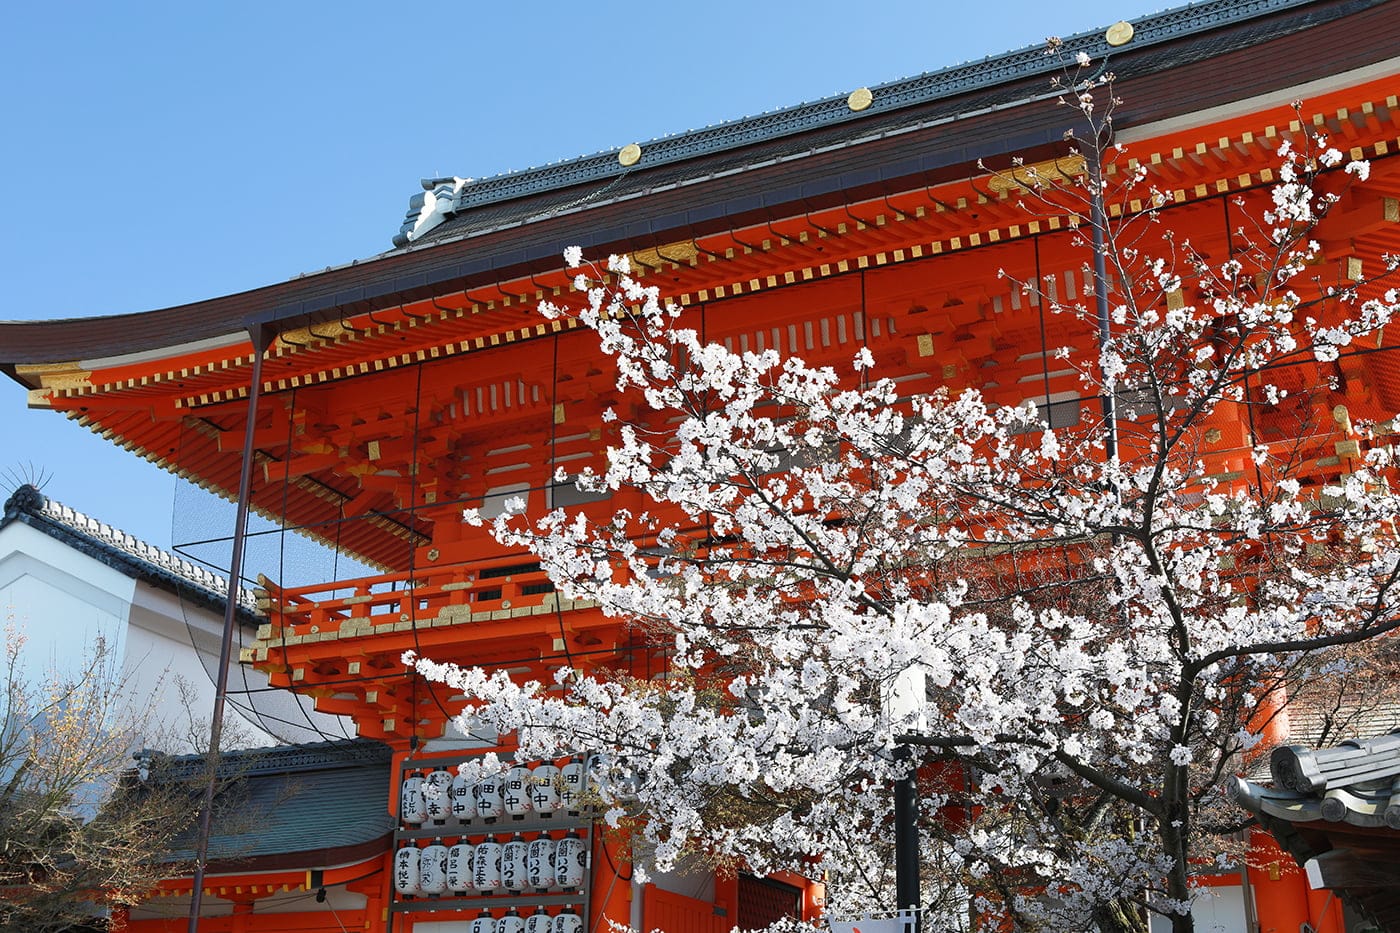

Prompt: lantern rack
[{"left": 389, "top": 751, "right": 597, "bottom": 925}]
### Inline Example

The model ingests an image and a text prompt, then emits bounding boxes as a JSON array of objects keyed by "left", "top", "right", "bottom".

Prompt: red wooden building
[{"left": 4, "top": 0, "right": 1400, "bottom": 929}]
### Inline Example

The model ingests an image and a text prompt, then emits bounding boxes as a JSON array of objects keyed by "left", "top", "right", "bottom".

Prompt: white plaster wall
[
  {"left": 1149, "top": 886, "right": 1247, "bottom": 933},
  {"left": 0, "top": 519, "right": 353, "bottom": 752},
  {"left": 126, "top": 577, "right": 350, "bottom": 747},
  {"left": 0, "top": 521, "right": 136, "bottom": 677}
]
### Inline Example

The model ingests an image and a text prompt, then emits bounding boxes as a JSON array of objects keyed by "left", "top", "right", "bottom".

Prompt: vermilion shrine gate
[{"left": 4, "top": 1, "right": 1400, "bottom": 930}]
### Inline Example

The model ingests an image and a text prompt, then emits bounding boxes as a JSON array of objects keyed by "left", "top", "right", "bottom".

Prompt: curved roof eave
[{"left": 0, "top": 0, "right": 1387, "bottom": 380}]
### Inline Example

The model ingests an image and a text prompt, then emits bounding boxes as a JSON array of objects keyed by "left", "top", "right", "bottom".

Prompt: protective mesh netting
[{"left": 170, "top": 412, "right": 371, "bottom": 748}]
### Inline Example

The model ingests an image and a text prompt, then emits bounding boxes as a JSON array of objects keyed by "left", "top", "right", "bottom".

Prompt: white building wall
[
  {"left": 1148, "top": 885, "right": 1248, "bottom": 933},
  {"left": 0, "top": 516, "right": 347, "bottom": 751}
]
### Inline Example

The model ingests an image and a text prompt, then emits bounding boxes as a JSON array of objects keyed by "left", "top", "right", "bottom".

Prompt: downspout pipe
[{"left": 187, "top": 323, "right": 273, "bottom": 932}]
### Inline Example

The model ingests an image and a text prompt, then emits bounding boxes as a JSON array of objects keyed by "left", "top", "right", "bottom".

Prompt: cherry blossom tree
[{"left": 410, "top": 58, "right": 1400, "bottom": 933}]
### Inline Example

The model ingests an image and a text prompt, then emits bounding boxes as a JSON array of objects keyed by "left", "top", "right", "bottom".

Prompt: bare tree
[{"left": 0, "top": 624, "right": 200, "bottom": 930}]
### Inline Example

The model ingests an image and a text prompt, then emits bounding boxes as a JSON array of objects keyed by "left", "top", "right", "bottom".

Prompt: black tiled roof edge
[
  {"left": 1230, "top": 729, "right": 1400, "bottom": 828},
  {"left": 150, "top": 737, "right": 392, "bottom": 780},
  {"left": 1, "top": 483, "right": 260, "bottom": 623},
  {"left": 393, "top": 0, "right": 1317, "bottom": 246}
]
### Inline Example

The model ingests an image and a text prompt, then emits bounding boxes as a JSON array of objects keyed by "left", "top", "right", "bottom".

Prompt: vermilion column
[
  {"left": 1248, "top": 832, "right": 1310, "bottom": 933},
  {"left": 1307, "top": 885, "right": 1345, "bottom": 933}
]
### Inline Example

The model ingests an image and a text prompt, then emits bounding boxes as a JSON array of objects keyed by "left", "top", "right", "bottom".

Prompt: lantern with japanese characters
[
  {"left": 560, "top": 757, "right": 586, "bottom": 815},
  {"left": 526, "top": 832, "right": 556, "bottom": 891},
  {"left": 554, "top": 905, "right": 583, "bottom": 933},
  {"left": 400, "top": 770, "right": 426, "bottom": 825},
  {"left": 447, "top": 840, "right": 474, "bottom": 895},
  {"left": 502, "top": 832, "right": 528, "bottom": 891},
  {"left": 424, "top": 768, "right": 453, "bottom": 824},
  {"left": 498, "top": 907, "right": 526, "bottom": 933},
  {"left": 393, "top": 842, "right": 421, "bottom": 895},
  {"left": 505, "top": 765, "right": 533, "bottom": 819},
  {"left": 450, "top": 769, "right": 475, "bottom": 823},
  {"left": 555, "top": 829, "right": 586, "bottom": 890},
  {"left": 473, "top": 834, "right": 503, "bottom": 892},
  {"left": 420, "top": 837, "right": 449, "bottom": 895},
  {"left": 475, "top": 772, "right": 505, "bottom": 822},
  {"left": 525, "top": 906, "right": 553, "bottom": 933},
  {"left": 470, "top": 909, "right": 496, "bottom": 933},
  {"left": 530, "top": 762, "right": 561, "bottom": 816}
]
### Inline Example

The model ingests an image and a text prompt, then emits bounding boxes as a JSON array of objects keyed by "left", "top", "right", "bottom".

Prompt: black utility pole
[
  {"left": 893, "top": 744, "right": 921, "bottom": 933},
  {"left": 187, "top": 324, "right": 271, "bottom": 932}
]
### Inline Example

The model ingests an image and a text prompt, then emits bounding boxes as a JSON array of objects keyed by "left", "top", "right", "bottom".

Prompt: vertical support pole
[
  {"left": 187, "top": 324, "right": 271, "bottom": 932},
  {"left": 893, "top": 745, "right": 920, "bottom": 933},
  {"left": 1088, "top": 156, "right": 1118, "bottom": 463}
]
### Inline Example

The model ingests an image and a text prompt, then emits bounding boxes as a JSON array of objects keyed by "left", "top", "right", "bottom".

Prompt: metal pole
[
  {"left": 893, "top": 745, "right": 920, "bottom": 933},
  {"left": 187, "top": 325, "right": 270, "bottom": 932},
  {"left": 1088, "top": 156, "right": 1118, "bottom": 462}
]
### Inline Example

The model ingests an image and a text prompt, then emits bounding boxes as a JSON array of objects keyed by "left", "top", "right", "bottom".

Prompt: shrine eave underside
[{"left": 2, "top": 0, "right": 1395, "bottom": 382}]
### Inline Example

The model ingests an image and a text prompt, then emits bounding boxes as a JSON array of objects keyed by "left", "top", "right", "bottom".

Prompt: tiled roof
[
  {"left": 1232, "top": 730, "right": 1400, "bottom": 929},
  {"left": 150, "top": 739, "right": 394, "bottom": 864},
  {"left": 390, "top": 0, "right": 1357, "bottom": 249},
  {"left": 1, "top": 483, "right": 258, "bottom": 620}
]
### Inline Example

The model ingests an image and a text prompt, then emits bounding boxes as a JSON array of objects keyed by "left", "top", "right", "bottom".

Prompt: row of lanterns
[
  {"left": 458, "top": 906, "right": 582, "bottom": 933},
  {"left": 394, "top": 830, "right": 588, "bottom": 896},
  {"left": 402, "top": 757, "right": 591, "bottom": 826}
]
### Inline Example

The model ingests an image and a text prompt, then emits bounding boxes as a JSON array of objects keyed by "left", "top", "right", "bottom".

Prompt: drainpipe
[{"left": 187, "top": 324, "right": 273, "bottom": 932}]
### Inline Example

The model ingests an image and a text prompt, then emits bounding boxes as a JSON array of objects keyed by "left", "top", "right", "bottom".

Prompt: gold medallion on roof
[{"left": 1105, "top": 21, "right": 1134, "bottom": 47}]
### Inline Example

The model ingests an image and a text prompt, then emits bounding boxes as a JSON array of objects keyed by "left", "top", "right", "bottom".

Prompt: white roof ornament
[{"left": 398, "top": 176, "right": 473, "bottom": 246}]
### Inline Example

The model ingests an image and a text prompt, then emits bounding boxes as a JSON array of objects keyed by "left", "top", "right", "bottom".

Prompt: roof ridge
[
  {"left": 3, "top": 484, "right": 256, "bottom": 610},
  {"left": 149, "top": 738, "right": 393, "bottom": 779},
  {"left": 391, "top": 0, "right": 1324, "bottom": 247}
]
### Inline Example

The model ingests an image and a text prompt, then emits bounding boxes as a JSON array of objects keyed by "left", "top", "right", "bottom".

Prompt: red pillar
[
  {"left": 1307, "top": 885, "right": 1345, "bottom": 933},
  {"left": 1248, "top": 832, "right": 1310, "bottom": 933}
]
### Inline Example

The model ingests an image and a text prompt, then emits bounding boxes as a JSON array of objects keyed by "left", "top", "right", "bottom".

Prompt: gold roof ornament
[
  {"left": 1105, "top": 21, "right": 1134, "bottom": 47},
  {"left": 618, "top": 143, "right": 642, "bottom": 167},
  {"left": 847, "top": 87, "right": 874, "bottom": 112}
]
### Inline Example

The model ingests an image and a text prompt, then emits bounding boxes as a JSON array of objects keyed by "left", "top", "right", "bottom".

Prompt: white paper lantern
[
  {"left": 530, "top": 763, "right": 561, "bottom": 816},
  {"left": 498, "top": 907, "right": 526, "bottom": 933},
  {"left": 526, "top": 833, "right": 556, "bottom": 891},
  {"left": 447, "top": 841, "right": 474, "bottom": 894},
  {"left": 424, "top": 769, "right": 453, "bottom": 824},
  {"left": 393, "top": 843, "right": 421, "bottom": 895},
  {"left": 475, "top": 773, "right": 505, "bottom": 822},
  {"left": 502, "top": 832, "right": 528, "bottom": 891},
  {"left": 420, "top": 838, "right": 449, "bottom": 895},
  {"left": 470, "top": 909, "right": 496, "bottom": 933},
  {"left": 525, "top": 907, "right": 553, "bottom": 933},
  {"left": 473, "top": 834, "right": 503, "bottom": 892},
  {"left": 504, "top": 765, "right": 533, "bottom": 818},
  {"left": 554, "top": 830, "right": 586, "bottom": 890},
  {"left": 450, "top": 770, "right": 475, "bottom": 824},
  {"left": 554, "top": 906, "right": 583, "bottom": 933},
  {"left": 560, "top": 757, "right": 586, "bottom": 815},
  {"left": 400, "top": 771, "right": 426, "bottom": 825}
]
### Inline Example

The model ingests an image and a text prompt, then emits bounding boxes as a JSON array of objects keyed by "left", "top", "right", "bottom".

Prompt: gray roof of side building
[
  {"left": 1231, "top": 730, "right": 1400, "bottom": 929},
  {"left": 1233, "top": 730, "right": 1400, "bottom": 829},
  {"left": 145, "top": 738, "right": 394, "bottom": 866},
  {"left": 1, "top": 483, "right": 260, "bottom": 623}
]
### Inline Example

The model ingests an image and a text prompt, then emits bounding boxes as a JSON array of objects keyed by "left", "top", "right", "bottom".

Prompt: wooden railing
[{"left": 253, "top": 553, "right": 561, "bottom": 639}]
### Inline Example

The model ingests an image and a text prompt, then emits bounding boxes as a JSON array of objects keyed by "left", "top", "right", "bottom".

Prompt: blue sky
[{"left": 1, "top": 0, "right": 1145, "bottom": 549}]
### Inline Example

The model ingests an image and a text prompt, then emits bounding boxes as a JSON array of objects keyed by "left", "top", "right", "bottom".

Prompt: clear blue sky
[{"left": 1, "top": 0, "right": 1146, "bottom": 550}]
